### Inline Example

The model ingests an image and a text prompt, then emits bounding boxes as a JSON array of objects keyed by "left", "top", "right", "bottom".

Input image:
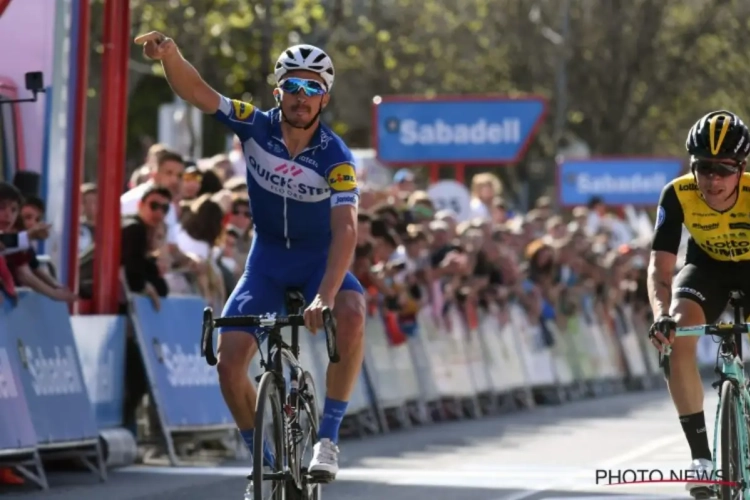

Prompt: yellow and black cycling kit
[{"left": 652, "top": 172, "right": 750, "bottom": 321}]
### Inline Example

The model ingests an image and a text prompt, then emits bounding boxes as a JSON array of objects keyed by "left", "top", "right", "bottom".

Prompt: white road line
[{"left": 502, "top": 433, "right": 685, "bottom": 500}]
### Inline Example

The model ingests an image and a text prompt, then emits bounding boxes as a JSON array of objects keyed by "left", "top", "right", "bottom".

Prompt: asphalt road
[{"left": 1, "top": 383, "right": 719, "bottom": 500}]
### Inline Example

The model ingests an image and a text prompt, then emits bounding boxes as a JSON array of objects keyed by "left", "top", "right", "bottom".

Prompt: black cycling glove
[{"left": 649, "top": 314, "right": 677, "bottom": 345}]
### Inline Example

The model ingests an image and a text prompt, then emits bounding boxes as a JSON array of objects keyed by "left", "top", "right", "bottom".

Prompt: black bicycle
[{"left": 200, "top": 288, "right": 339, "bottom": 500}]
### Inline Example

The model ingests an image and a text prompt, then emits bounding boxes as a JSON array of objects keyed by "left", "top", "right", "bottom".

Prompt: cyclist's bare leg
[
  {"left": 669, "top": 296, "right": 713, "bottom": 494},
  {"left": 309, "top": 290, "right": 365, "bottom": 476},
  {"left": 668, "top": 298, "right": 705, "bottom": 418},
  {"left": 217, "top": 331, "right": 258, "bottom": 429},
  {"left": 326, "top": 290, "right": 366, "bottom": 401}
]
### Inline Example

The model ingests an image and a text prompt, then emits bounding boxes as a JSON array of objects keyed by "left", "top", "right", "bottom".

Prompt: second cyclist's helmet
[{"left": 686, "top": 110, "right": 750, "bottom": 162}]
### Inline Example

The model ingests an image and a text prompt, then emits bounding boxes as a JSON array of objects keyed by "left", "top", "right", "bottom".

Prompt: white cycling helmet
[{"left": 274, "top": 44, "right": 335, "bottom": 91}]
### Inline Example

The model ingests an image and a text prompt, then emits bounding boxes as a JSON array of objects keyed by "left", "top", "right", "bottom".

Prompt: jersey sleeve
[
  {"left": 212, "top": 95, "right": 265, "bottom": 142},
  {"left": 651, "top": 183, "right": 684, "bottom": 255},
  {"left": 325, "top": 149, "right": 360, "bottom": 208}
]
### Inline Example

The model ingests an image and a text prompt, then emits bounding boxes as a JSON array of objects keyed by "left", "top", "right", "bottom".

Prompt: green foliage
[{"left": 82, "top": 0, "right": 750, "bottom": 187}]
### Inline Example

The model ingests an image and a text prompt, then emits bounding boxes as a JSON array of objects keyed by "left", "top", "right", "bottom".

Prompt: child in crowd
[{"left": 6, "top": 188, "right": 77, "bottom": 302}]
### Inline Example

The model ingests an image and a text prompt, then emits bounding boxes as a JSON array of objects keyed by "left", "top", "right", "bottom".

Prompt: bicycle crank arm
[{"left": 262, "top": 471, "right": 294, "bottom": 481}]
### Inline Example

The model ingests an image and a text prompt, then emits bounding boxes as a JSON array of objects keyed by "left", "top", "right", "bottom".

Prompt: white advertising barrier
[
  {"left": 577, "top": 301, "right": 617, "bottom": 380},
  {"left": 362, "top": 314, "right": 408, "bottom": 409},
  {"left": 450, "top": 308, "right": 493, "bottom": 395},
  {"left": 442, "top": 306, "right": 477, "bottom": 397},
  {"left": 407, "top": 308, "right": 442, "bottom": 402},
  {"left": 407, "top": 307, "right": 439, "bottom": 403},
  {"left": 617, "top": 306, "right": 649, "bottom": 378},
  {"left": 416, "top": 306, "right": 474, "bottom": 398},
  {"left": 508, "top": 303, "right": 557, "bottom": 387},
  {"left": 543, "top": 320, "right": 575, "bottom": 385},
  {"left": 476, "top": 308, "right": 528, "bottom": 393},
  {"left": 386, "top": 330, "right": 422, "bottom": 404}
]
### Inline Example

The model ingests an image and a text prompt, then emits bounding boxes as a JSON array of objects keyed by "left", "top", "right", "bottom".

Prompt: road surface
[{"left": 1, "top": 383, "right": 718, "bottom": 500}]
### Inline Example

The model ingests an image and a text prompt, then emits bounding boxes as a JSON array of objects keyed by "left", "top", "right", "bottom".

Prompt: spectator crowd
[{"left": 0, "top": 137, "right": 657, "bottom": 485}]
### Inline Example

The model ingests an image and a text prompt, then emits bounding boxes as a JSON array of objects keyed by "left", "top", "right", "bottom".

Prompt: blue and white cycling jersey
[
  {"left": 213, "top": 95, "right": 364, "bottom": 334},
  {"left": 213, "top": 95, "right": 359, "bottom": 250}
]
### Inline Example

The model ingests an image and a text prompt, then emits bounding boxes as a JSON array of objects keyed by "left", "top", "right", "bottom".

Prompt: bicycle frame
[
  {"left": 254, "top": 309, "right": 311, "bottom": 490},
  {"left": 670, "top": 293, "right": 750, "bottom": 498}
]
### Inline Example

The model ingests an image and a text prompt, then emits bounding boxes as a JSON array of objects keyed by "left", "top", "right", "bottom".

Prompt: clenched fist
[{"left": 134, "top": 31, "right": 178, "bottom": 61}]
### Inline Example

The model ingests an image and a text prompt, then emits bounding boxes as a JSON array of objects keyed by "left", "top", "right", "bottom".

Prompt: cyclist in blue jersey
[{"left": 135, "top": 32, "right": 366, "bottom": 488}]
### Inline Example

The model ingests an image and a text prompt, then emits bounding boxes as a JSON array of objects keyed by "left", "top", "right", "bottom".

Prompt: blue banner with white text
[
  {"left": 2, "top": 291, "right": 99, "bottom": 445},
  {"left": 558, "top": 158, "right": 685, "bottom": 206},
  {"left": 0, "top": 324, "right": 38, "bottom": 451},
  {"left": 131, "top": 296, "right": 234, "bottom": 429}
]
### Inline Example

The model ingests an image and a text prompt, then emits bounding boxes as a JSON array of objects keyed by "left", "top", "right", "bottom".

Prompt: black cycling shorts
[{"left": 673, "top": 263, "right": 750, "bottom": 322}]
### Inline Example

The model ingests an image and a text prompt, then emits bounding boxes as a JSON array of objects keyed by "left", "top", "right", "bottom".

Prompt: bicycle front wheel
[
  {"left": 253, "top": 371, "right": 286, "bottom": 500},
  {"left": 719, "top": 380, "right": 742, "bottom": 500}
]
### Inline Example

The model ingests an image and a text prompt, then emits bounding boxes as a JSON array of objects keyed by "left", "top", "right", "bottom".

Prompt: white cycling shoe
[
  {"left": 686, "top": 458, "right": 714, "bottom": 499},
  {"left": 308, "top": 438, "right": 340, "bottom": 481}
]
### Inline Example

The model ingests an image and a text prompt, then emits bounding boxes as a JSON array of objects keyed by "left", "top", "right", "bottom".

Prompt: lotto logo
[{"left": 161, "top": 344, "right": 220, "bottom": 387}]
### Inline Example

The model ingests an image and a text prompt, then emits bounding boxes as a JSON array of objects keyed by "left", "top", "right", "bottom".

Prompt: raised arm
[{"left": 134, "top": 31, "right": 220, "bottom": 114}]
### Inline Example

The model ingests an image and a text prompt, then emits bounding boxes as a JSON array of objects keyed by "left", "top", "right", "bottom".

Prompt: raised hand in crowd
[{"left": 27, "top": 222, "right": 51, "bottom": 240}]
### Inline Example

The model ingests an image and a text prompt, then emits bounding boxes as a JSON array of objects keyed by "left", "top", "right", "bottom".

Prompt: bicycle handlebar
[
  {"left": 200, "top": 307, "right": 340, "bottom": 367},
  {"left": 675, "top": 323, "right": 750, "bottom": 337}
]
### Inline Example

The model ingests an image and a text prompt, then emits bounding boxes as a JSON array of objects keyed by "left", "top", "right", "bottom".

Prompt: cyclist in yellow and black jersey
[{"left": 648, "top": 110, "right": 750, "bottom": 499}]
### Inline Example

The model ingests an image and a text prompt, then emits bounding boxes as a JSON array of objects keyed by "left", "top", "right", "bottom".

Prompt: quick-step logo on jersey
[{"left": 247, "top": 143, "right": 330, "bottom": 203}]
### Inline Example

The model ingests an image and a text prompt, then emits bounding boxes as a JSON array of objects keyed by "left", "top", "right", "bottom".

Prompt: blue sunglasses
[{"left": 279, "top": 77, "right": 327, "bottom": 97}]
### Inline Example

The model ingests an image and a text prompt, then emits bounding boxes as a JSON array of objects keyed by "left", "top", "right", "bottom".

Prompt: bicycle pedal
[
  {"left": 306, "top": 471, "right": 335, "bottom": 484},
  {"left": 262, "top": 471, "right": 286, "bottom": 481},
  {"left": 689, "top": 486, "right": 714, "bottom": 500}
]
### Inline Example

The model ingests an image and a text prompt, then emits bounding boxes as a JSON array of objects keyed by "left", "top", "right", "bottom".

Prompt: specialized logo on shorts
[
  {"left": 235, "top": 291, "right": 253, "bottom": 312},
  {"left": 246, "top": 141, "right": 329, "bottom": 203},
  {"left": 328, "top": 164, "right": 357, "bottom": 192},
  {"left": 232, "top": 100, "right": 254, "bottom": 120},
  {"left": 655, "top": 206, "right": 666, "bottom": 230},
  {"left": 676, "top": 287, "right": 706, "bottom": 302}
]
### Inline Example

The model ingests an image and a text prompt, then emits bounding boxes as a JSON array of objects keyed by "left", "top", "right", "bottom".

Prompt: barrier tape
[{"left": 0, "top": 289, "right": 702, "bottom": 489}]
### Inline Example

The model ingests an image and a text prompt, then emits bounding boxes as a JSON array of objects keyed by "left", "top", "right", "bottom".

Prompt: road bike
[
  {"left": 200, "top": 288, "right": 339, "bottom": 499},
  {"left": 662, "top": 290, "right": 750, "bottom": 500}
]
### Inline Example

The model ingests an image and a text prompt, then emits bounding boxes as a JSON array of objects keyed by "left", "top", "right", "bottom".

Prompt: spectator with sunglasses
[
  {"left": 136, "top": 31, "right": 365, "bottom": 489},
  {"left": 647, "top": 110, "right": 750, "bottom": 497},
  {"left": 121, "top": 185, "right": 171, "bottom": 310}
]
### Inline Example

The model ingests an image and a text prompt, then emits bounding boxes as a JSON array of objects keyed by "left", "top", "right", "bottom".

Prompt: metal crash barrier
[{"left": 0, "top": 288, "right": 681, "bottom": 491}]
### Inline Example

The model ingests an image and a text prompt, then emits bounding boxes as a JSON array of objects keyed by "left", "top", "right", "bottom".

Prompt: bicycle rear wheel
[
  {"left": 719, "top": 380, "right": 742, "bottom": 500},
  {"left": 253, "top": 371, "right": 286, "bottom": 500}
]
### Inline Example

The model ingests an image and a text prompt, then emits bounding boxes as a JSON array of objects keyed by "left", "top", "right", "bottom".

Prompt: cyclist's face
[
  {"left": 694, "top": 159, "right": 742, "bottom": 204},
  {"left": 279, "top": 70, "right": 329, "bottom": 127}
]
